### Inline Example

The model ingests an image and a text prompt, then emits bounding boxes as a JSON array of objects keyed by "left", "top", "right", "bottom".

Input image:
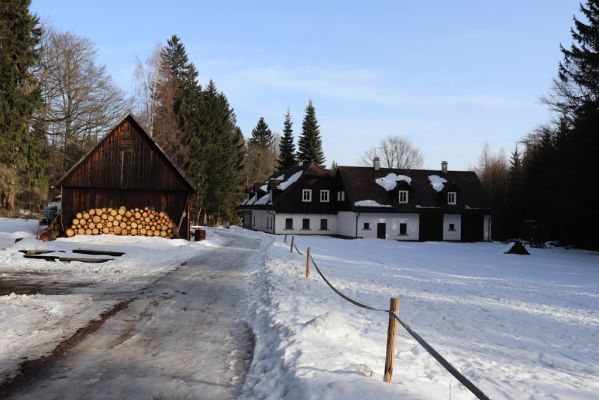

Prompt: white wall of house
[
  {"left": 247, "top": 210, "right": 275, "bottom": 233},
  {"left": 275, "top": 213, "right": 338, "bottom": 235},
  {"left": 337, "top": 211, "right": 357, "bottom": 237},
  {"left": 484, "top": 214, "right": 492, "bottom": 241},
  {"left": 356, "top": 213, "right": 419, "bottom": 240},
  {"left": 443, "top": 214, "right": 462, "bottom": 241}
]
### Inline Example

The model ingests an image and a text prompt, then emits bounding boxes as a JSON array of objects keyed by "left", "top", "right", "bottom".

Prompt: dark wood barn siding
[
  {"left": 59, "top": 116, "right": 193, "bottom": 238},
  {"left": 60, "top": 119, "right": 189, "bottom": 191}
]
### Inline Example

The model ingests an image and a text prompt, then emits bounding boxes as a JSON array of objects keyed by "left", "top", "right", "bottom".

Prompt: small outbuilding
[{"left": 56, "top": 113, "right": 196, "bottom": 239}]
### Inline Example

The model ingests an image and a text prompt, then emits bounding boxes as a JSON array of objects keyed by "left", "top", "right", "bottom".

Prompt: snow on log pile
[{"left": 66, "top": 207, "right": 177, "bottom": 238}]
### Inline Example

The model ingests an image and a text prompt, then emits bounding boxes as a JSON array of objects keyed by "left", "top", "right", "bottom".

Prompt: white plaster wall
[
  {"left": 443, "top": 214, "right": 462, "bottom": 241},
  {"left": 484, "top": 214, "right": 492, "bottom": 241},
  {"left": 275, "top": 213, "right": 338, "bottom": 235},
  {"left": 357, "top": 213, "right": 419, "bottom": 241},
  {"left": 250, "top": 210, "right": 275, "bottom": 233},
  {"left": 337, "top": 211, "right": 357, "bottom": 237}
]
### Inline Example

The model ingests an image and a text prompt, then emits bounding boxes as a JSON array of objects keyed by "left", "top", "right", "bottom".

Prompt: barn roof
[
  {"left": 337, "top": 166, "right": 489, "bottom": 213},
  {"left": 55, "top": 113, "right": 196, "bottom": 193}
]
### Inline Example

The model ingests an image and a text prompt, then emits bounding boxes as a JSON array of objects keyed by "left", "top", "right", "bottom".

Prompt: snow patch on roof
[
  {"left": 428, "top": 175, "right": 447, "bottom": 192},
  {"left": 375, "top": 173, "right": 412, "bottom": 191},
  {"left": 354, "top": 200, "right": 392, "bottom": 208},
  {"left": 277, "top": 170, "right": 303, "bottom": 190},
  {"left": 259, "top": 184, "right": 268, "bottom": 192},
  {"left": 247, "top": 194, "right": 258, "bottom": 205},
  {"left": 271, "top": 174, "right": 285, "bottom": 181},
  {"left": 254, "top": 194, "right": 270, "bottom": 205}
]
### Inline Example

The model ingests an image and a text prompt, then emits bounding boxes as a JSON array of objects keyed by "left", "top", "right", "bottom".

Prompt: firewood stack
[{"left": 65, "top": 207, "right": 178, "bottom": 238}]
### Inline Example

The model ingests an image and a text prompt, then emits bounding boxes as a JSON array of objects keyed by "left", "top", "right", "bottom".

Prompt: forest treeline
[
  {"left": 474, "top": 0, "right": 599, "bottom": 249},
  {"left": 1, "top": 0, "right": 598, "bottom": 248},
  {"left": 0, "top": 0, "right": 325, "bottom": 224}
]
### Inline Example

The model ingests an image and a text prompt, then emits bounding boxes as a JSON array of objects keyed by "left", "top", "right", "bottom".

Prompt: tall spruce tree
[
  {"left": 297, "top": 100, "right": 325, "bottom": 165},
  {"left": 277, "top": 110, "right": 296, "bottom": 170},
  {"left": 558, "top": 0, "right": 599, "bottom": 112},
  {"left": 200, "top": 80, "right": 245, "bottom": 223},
  {"left": 0, "top": 0, "right": 47, "bottom": 209},
  {"left": 249, "top": 117, "right": 273, "bottom": 148}
]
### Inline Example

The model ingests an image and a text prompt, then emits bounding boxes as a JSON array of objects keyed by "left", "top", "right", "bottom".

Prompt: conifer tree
[
  {"left": 249, "top": 117, "right": 273, "bottom": 149},
  {"left": 0, "top": 0, "right": 46, "bottom": 208},
  {"left": 557, "top": 0, "right": 599, "bottom": 113},
  {"left": 297, "top": 100, "right": 325, "bottom": 165},
  {"left": 277, "top": 110, "right": 296, "bottom": 170}
]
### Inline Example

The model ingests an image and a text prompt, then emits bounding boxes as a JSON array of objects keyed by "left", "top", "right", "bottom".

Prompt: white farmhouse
[{"left": 239, "top": 160, "right": 492, "bottom": 242}]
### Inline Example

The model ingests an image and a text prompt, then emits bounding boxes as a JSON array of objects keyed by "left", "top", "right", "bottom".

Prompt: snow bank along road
[{"left": 4, "top": 231, "right": 261, "bottom": 400}]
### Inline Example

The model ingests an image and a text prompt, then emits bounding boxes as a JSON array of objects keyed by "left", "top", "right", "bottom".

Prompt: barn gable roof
[{"left": 55, "top": 113, "right": 196, "bottom": 193}]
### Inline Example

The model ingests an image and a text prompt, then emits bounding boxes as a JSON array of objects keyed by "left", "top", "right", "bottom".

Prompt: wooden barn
[{"left": 55, "top": 113, "right": 196, "bottom": 239}]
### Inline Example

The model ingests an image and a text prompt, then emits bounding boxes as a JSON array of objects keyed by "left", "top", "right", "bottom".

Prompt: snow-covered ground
[
  {"left": 238, "top": 228, "right": 599, "bottom": 400},
  {"left": 0, "top": 218, "right": 227, "bottom": 386},
  {"left": 2, "top": 218, "right": 598, "bottom": 400}
]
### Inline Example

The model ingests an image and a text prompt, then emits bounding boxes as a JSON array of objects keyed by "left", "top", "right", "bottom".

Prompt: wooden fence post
[
  {"left": 305, "top": 246, "right": 311, "bottom": 278},
  {"left": 290, "top": 236, "right": 294, "bottom": 253},
  {"left": 384, "top": 297, "right": 400, "bottom": 383},
  {"left": 284, "top": 234, "right": 288, "bottom": 244}
]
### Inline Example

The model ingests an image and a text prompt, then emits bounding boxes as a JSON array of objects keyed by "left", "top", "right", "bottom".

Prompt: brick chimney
[
  {"left": 373, "top": 157, "right": 380, "bottom": 171},
  {"left": 441, "top": 161, "right": 448, "bottom": 173}
]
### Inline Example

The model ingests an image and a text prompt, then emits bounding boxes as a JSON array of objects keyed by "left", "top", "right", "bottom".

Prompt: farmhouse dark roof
[
  {"left": 337, "top": 166, "right": 489, "bottom": 213},
  {"left": 55, "top": 113, "right": 196, "bottom": 193}
]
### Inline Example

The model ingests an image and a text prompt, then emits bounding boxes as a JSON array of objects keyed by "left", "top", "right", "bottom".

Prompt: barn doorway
[
  {"left": 461, "top": 214, "right": 484, "bottom": 242},
  {"left": 419, "top": 212, "right": 443, "bottom": 241},
  {"left": 377, "top": 223, "right": 386, "bottom": 239}
]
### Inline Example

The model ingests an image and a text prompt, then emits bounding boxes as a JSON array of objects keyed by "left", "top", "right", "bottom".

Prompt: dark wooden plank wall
[
  {"left": 59, "top": 117, "right": 194, "bottom": 239},
  {"left": 60, "top": 118, "right": 189, "bottom": 192}
]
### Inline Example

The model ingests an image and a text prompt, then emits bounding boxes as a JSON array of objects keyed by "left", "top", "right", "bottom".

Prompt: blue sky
[{"left": 31, "top": 1, "right": 580, "bottom": 170}]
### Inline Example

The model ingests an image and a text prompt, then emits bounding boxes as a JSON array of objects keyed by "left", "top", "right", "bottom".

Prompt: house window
[
  {"left": 337, "top": 191, "right": 345, "bottom": 201},
  {"left": 320, "top": 218, "right": 328, "bottom": 230},
  {"left": 302, "top": 218, "right": 310, "bottom": 230},
  {"left": 285, "top": 218, "right": 293, "bottom": 230},
  {"left": 399, "top": 190, "right": 409, "bottom": 204},
  {"left": 448, "top": 192, "right": 457, "bottom": 205},
  {"left": 399, "top": 223, "right": 407, "bottom": 235},
  {"left": 363, "top": 222, "right": 370, "bottom": 230},
  {"left": 302, "top": 189, "right": 312, "bottom": 202},
  {"left": 320, "top": 190, "right": 330, "bottom": 202},
  {"left": 448, "top": 223, "right": 456, "bottom": 231}
]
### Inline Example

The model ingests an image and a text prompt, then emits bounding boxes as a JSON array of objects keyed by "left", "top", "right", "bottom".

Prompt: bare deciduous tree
[
  {"left": 359, "top": 135, "right": 424, "bottom": 169},
  {"left": 244, "top": 134, "right": 280, "bottom": 186},
  {"left": 36, "top": 26, "right": 129, "bottom": 179},
  {"left": 133, "top": 44, "right": 162, "bottom": 133}
]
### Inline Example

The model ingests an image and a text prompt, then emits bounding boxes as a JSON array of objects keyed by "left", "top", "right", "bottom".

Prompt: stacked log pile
[{"left": 65, "top": 207, "right": 178, "bottom": 238}]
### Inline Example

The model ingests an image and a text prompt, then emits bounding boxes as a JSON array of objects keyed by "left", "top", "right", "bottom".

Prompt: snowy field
[
  {"left": 0, "top": 218, "right": 226, "bottom": 386},
  {"left": 2, "top": 219, "right": 598, "bottom": 399},
  {"left": 238, "top": 228, "right": 599, "bottom": 400}
]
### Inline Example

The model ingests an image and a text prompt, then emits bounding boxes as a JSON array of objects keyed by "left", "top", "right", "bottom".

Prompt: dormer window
[
  {"left": 320, "top": 190, "right": 330, "bottom": 202},
  {"left": 399, "top": 190, "right": 409, "bottom": 204},
  {"left": 302, "top": 189, "right": 312, "bottom": 202},
  {"left": 448, "top": 192, "right": 457, "bottom": 205}
]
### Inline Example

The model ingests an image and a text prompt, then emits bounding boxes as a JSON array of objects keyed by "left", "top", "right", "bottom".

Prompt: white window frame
[
  {"left": 399, "top": 190, "right": 409, "bottom": 204},
  {"left": 448, "top": 192, "right": 457, "bottom": 205},
  {"left": 320, "top": 190, "right": 330, "bottom": 203},
  {"left": 302, "top": 189, "right": 312, "bottom": 202},
  {"left": 337, "top": 191, "right": 345, "bottom": 201}
]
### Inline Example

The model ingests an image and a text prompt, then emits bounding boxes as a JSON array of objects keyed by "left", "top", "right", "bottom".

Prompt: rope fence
[{"left": 286, "top": 235, "right": 491, "bottom": 400}]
